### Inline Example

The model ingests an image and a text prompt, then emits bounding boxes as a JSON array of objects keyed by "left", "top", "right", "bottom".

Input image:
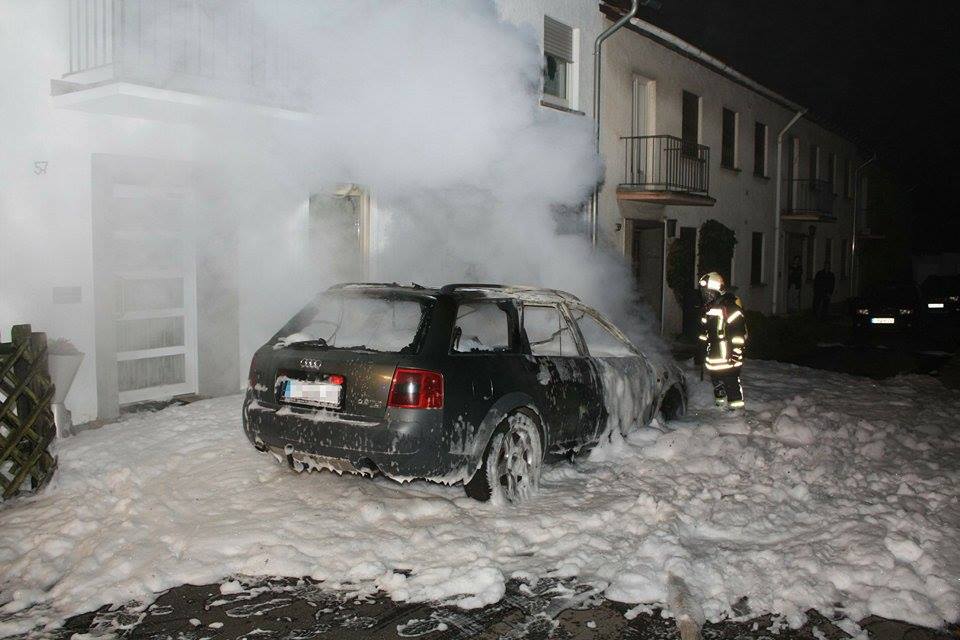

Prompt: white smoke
[
  {"left": 184, "top": 0, "right": 662, "bottom": 355},
  {"left": 0, "top": 0, "right": 667, "bottom": 398}
]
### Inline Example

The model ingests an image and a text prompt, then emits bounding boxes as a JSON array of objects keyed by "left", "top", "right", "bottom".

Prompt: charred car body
[{"left": 242, "top": 283, "right": 686, "bottom": 503}]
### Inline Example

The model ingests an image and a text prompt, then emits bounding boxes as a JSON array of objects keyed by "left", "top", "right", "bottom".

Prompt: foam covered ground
[{"left": 1, "top": 360, "right": 958, "bottom": 636}]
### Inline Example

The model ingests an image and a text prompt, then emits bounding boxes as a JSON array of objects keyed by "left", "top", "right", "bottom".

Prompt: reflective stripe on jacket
[{"left": 699, "top": 293, "right": 748, "bottom": 371}]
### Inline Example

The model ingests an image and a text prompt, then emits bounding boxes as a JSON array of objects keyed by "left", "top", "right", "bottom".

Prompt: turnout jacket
[{"left": 699, "top": 292, "right": 747, "bottom": 371}]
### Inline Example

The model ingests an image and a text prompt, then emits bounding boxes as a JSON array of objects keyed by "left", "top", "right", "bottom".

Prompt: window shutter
[{"left": 544, "top": 16, "right": 573, "bottom": 63}]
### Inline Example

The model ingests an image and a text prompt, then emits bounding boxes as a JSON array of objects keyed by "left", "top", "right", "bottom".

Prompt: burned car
[{"left": 242, "top": 283, "right": 686, "bottom": 504}]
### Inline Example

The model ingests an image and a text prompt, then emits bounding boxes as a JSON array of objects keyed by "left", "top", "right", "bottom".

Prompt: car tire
[
  {"left": 464, "top": 410, "right": 543, "bottom": 505},
  {"left": 659, "top": 384, "right": 686, "bottom": 421}
]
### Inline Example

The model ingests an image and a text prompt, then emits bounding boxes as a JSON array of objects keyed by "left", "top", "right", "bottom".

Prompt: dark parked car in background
[
  {"left": 851, "top": 284, "right": 921, "bottom": 335},
  {"left": 920, "top": 275, "right": 960, "bottom": 320},
  {"left": 243, "top": 283, "right": 687, "bottom": 504}
]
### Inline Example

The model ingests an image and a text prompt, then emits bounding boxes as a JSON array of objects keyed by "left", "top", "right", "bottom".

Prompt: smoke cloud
[
  {"left": 1, "top": 0, "right": 667, "bottom": 402},
  {"left": 196, "top": 0, "right": 662, "bottom": 357}
]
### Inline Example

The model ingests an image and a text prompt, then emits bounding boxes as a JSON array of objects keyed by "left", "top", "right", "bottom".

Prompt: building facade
[
  {"left": 2, "top": 0, "right": 890, "bottom": 424},
  {"left": 498, "top": 1, "right": 877, "bottom": 338}
]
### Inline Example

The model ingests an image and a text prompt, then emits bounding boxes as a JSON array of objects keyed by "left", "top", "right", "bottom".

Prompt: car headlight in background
[
  {"left": 899, "top": 308, "right": 914, "bottom": 315},
  {"left": 857, "top": 308, "right": 870, "bottom": 315},
  {"left": 948, "top": 296, "right": 959, "bottom": 303}
]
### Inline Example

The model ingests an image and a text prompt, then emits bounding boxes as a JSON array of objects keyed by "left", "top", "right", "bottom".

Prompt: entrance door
[
  {"left": 630, "top": 221, "right": 664, "bottom": 326},
  {"left": 783, "top": 232, "right": 806, "bottom": 312},
  {"left": 677, "top": 226, "right": 699, "bottom": 339},
  {"left": 93, "top": 155, "right": 198, "bottom": 417},
  {"left": 308, "top": 185, "right": 369, "bottom": 282}
]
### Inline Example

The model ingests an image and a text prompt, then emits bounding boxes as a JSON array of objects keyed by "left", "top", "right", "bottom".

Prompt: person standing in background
[
  {"left": 787, "top": 255, "right": 803, "bottom": 313},
  {"left": 813, "top": 261, "right": 836, "bottom": 319}
]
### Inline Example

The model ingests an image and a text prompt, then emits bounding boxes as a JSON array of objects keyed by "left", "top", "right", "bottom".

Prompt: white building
[
  {"left": 498, "top": 1, "right": 873, "bottom": 338},
  {"left": 1, "top": 0, "right": 878, "bottom": 425},
  {"left": 1, "top": 1, "right": 378, "bottom": 424}
]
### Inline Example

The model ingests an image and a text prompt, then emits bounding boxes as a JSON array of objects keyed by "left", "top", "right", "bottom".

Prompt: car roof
[{"left": 327, "top": 282, "right": 580, "bottom": 304}]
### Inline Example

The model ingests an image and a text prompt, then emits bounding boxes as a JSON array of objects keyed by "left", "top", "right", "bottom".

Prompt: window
[
  {"left": 681, "top": 90, "right": 700, "bottom": 155},
  {"left": 721, "top": 108, "right": 738, "bottom": 169},
  {"left": 845, "top": 158, "right": 854, "bottom": 198},
  {"left": 523, "top": 305, "right": 577, "bottom": 356},
  {"left": 828, "top": 153, "right": 838, "bottom": 194},
  {"left": 840, "top": 239, "right": 849, "bottom": 279},
  {"left": 823, "top": 238, "right": 833, "bottom": 268},
  {"left": 543, "top": 16, "right": 574, "bottom": 107},
  {"left": 750, "top": 232, "right": 764, "bottom": 285},
  {"left": 753, "top": 121, "right": 767, "bottom": 177},
  {"left": 805, "top": 236, "right": 816, "bottom": 282},
  {"left": 283, "top": 294, "right": 426, "bottom": 353},
  {"left": 809, "top": 144, "right": 820, "bottom": 180},
  {"left": 452, "top": 302, "right": 512, "bottom": 353},
  {"left": 570, "top": 309, "right": 634, "bottom": 357}
]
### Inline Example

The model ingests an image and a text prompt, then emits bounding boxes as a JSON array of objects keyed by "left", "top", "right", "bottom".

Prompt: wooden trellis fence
[{"left": 0, "top": 324, "right": 58, "bottom": 500}]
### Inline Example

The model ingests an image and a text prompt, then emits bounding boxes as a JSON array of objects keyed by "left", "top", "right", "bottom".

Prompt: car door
[
  {"left": 568, "top": 305, "right": 654, "bottom": 439},
  {"left": 520, "top": 303, "right": 596, "bottom": 445},
  {"left": 445, "top": 298, "right": 524, "bottom": 444}
]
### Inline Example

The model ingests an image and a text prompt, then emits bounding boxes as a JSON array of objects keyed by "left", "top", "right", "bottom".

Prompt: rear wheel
[
  {"left": 464, "top": 411, "right": 543, "bottom": 505},
  {"left": 659, "top": 385, "right": 686, "bottom": 421}
]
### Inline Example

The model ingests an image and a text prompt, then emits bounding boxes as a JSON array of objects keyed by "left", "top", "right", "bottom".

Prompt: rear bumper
[{"left": 241, "top": 394, "right": 471, "bottom": 482}]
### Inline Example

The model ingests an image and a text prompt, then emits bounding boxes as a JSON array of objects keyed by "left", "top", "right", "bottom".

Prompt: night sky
[{"left": 625, "top": 0, "right": 960, "bottom": 254}]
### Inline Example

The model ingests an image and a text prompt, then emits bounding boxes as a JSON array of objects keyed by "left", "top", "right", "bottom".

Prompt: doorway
[
  {"left": 677, "top": 225, "right": 700, "bottom": 339},
  {"left": 784, "top": 232, "right": 806, "bottom": 313},
  {"left": 308, "top": 185, "right": 370, "bottom": 282},
  {"left": 92, "top": 155, "right": 199, "bottom": 418},
  {"left": 630, "top": 221, "right": 664, "bottom": 326}
]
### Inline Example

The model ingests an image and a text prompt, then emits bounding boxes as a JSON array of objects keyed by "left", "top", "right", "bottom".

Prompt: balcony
[
  {"left": 617, "top": 135, "right": 716, "bottom": 207},
  {"left": 781, "top": 179, "right": 836, "bottom": 221},
  {"left": 52, "top": 0, "right": 305, "bottom": 121}
]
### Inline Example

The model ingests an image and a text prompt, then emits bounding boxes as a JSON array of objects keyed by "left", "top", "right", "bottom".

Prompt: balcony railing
[
  {"left": 64, "top": 0, "right": 297, "bottom": 108},
  {"left": 783, "top": 179, "right": 835, "bottom": 220},
  {"left": 621, "top": 135, "right": 710, "bottom": 195}
]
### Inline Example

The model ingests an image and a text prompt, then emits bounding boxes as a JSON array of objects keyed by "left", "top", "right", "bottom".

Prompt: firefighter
[{"left": 698, "top": 272, "right": 747, "bottom": 409}]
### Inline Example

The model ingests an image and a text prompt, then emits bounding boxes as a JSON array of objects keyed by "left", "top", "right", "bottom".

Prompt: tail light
[{"left": 387, "top": 368, "right": 444, "bottom": 409}]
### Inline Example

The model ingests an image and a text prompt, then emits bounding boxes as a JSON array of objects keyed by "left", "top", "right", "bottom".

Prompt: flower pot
[{"left": 48, "top": 352, "right": 84, "bottom": 437}]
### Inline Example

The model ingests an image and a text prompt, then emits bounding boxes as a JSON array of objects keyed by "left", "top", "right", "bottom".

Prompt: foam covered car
[{"left": 242, "top": 283, "right": 686, "bottom": 504}]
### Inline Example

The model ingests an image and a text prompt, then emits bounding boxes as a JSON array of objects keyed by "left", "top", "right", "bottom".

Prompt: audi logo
[{"left": 299, "top": 358, "right": 322, "bottom": 370}]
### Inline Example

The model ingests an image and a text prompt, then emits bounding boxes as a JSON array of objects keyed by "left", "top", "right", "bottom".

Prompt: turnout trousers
[{"left": 711, "top": 369, "right": 744, "bottom": 407}]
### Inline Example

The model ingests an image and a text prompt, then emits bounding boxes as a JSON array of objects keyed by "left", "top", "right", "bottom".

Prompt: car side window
[
  {"left": 572, "top": 309, "right": 635, "bottom": 357},
  {"left": 452, "top": 302, "right": 512, "bottom": 353},
  {"left": 523, "top": 304, "right": 577, "bottom": 356}
]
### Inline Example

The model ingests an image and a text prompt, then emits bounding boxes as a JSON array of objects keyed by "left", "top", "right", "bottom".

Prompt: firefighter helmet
[{"left": 698, "top": 272, "right": 725, "bottom": 303}]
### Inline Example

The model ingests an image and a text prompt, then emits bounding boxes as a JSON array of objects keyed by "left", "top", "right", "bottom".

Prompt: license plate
[
  {"left": 928, "top": 303, "right": 945, "bottom": 309},
  {"left": 871, "top": 317, "right": 895, "bottom": 324},
  {"left": 282, "top": 380, "right": 342, "bottom": 408}
]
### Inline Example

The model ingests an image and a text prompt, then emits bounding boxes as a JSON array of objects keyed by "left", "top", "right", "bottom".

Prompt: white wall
[
  {"left": 495, "top": 0, "right": 604, "bottom": 118},
  {"left": 598, "top": 18, "right": 861, "bottom": 333},
  {"left": 0, "top": 1, "right": 198, "bottom": 423}
]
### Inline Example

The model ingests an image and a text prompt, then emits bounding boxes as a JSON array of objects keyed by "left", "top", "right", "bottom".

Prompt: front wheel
[{"left": 464, "top": 411, "right": 543, "bottom": 505}]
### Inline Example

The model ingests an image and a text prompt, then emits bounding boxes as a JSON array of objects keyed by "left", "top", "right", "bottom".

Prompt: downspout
[
  {"left": 590, "top": 0, "right": 639, "bottom": 248},
  {"left": 850, "top": 154, "right": 877, "bottom": 296},
  {"left": 771, "top": 109, "right": 807, "bottom": 314}
]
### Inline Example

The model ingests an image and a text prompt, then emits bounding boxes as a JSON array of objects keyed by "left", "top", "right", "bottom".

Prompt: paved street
[{"left": 36, "top": 577, "right": 957, "bottom": 640}]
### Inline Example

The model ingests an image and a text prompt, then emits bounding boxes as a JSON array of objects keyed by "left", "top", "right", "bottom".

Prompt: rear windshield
[{"left": 277, "top": 293, "right": 429, "bottom": 353}]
